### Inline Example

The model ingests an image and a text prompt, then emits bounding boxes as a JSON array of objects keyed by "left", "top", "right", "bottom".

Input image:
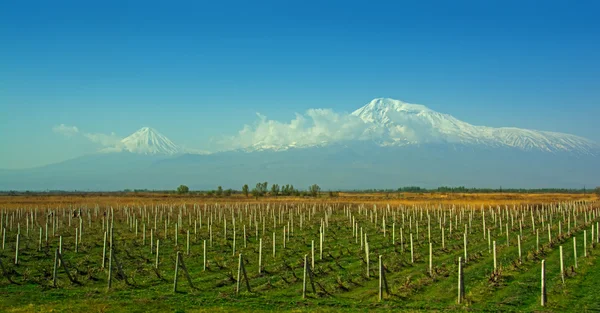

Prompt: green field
[{"left": 1, "top": 201, "right": 599, "bottom": 312}]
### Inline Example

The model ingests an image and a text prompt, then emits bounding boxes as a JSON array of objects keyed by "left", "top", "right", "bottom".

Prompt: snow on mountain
[
  {"left": 119, "top": 127, "right": 181, "bottom": 155},
  {"left": 350, "top": 98, "right": 598, "bottom": 154}
]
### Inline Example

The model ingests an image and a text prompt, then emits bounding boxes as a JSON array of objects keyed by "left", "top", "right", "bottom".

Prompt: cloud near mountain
[
  {"left": 220, "top": 98, "right": 597, "bottom": 154},
  {"left": 219, "top": 109, "right": 377, "bottom": 150},
  {"left": 53, "top": 124, "right": 122, "bottom": 148},
  {"left": 52, "top": 124, "right": 80, "bottom": 137}
]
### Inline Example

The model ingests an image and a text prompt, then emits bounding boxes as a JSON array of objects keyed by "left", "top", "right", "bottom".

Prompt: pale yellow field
[{"left": 0, "top": 192, "right": 596, "bottom": 209}]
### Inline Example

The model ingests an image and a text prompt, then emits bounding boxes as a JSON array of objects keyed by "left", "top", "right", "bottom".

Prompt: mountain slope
[
  {"left": 117, "top": 127, "right": 181, "bottom": 155},
  {"left": 350, "top": 98, "right": 597, "bottom": 154},
  {"left": 1, "top": 143, "right": 597, "bottom": 190}
]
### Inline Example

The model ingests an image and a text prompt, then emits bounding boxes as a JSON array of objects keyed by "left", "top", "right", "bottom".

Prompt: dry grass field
[{"left": 1, "top": 191, "right": 595, "bottom": 208}]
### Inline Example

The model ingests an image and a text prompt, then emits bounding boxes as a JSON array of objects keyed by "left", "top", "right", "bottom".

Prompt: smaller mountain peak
[
  {"left": 120, "top": 127, "right": 181, "bottom": 155},
  {"left": 135, "top": 126, "right": 156, "bottom": 133}
]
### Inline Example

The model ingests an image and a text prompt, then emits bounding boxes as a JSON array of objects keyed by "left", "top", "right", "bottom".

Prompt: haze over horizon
[{"left": 2, "top": 1, "right": 600, "bottom": 171}]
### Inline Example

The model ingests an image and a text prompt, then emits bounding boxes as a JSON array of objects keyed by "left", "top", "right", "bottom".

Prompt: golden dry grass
[{"left": 0, "top": 192, "right": 595, "bottom": 209}]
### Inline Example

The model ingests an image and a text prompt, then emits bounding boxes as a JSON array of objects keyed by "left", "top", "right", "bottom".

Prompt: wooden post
[
  {"left": 584, "top": 230, "right": 587, "bottom": 257},
  {"left": 410, "top": 233, "right": 414, "bottom": 264},
  {"left": 272, "top": 232, "right": 276, "bottom": 259},
  {"left": 203, "top": 240, "right": 207, "bottom": 271},
  {"left": 536, "top": 229, "right": 540, "bottom": 252},
  {"left": 187, "top": 230, "right": 190, "bottom": 256},
  {"left": 14, "top": 234, "right": 19, "bottom": 265},
  {"left": 541, "top": 260, "right": 546, "bottom": 307},
  {"left": 458, "top": 256, "right": 464, "bottom": 304},
  {"left": 236, "top": 253, "right": 242, "bottom": 295},
  {"left": 53, "top": 248, "right": 59, "bottom": 287},
  {"left": 155, "top": 240, "right": 160, "bottom": 269},
  {"left": 493, "top": 241, "right": 497, "bottom": 272},
  {"left": 518, "top": 235, "right": 522, "bottom": 264},
  {"left": 258, "top": 238, "right": 262, "bottom": 274},
  {"left": 59, "top": 235, "right": 63, "bottom": 266},
  {"left": 559, "top": 245, "right": 565, "bottom": 284},
  {"left": 429, "top": 242, "right": 433, "bottom": 276},
  {"left": 365, "top": 242, "right": 370, "bottom": 278},
  {"left": 241, "top": 253, "right": 250, "bottom": 293},
  {"left": 392, "top": 223, "right": 395, "bottom": 245},
  {"left": 173, "top": 251, "right": 180, "bottom": 293},
  {"left": 38, "top": 227, "right": 42, "bottom": 251},
  {"left": 102, "top": 231, "right": 107, "bottom": 268},
  {"left": 573, "top": 237, "right": 578, "bottom": 268},
  {"left": 463, "top": 232, "right": 467, "bottom": 263},
  {"left": 559, "top": 221, "right": 562, "bottom": 238},
  {"left": 75, "top": 228, "right": 78, "bottom": 253},
  {"left": 319, "top": 231, "right": 323, "bottom": 260},
  {"left": 442, "top": 227, "right": 445, "bottom": 249},
  {"left": 303, "top": 254, "right": 308, "bottom": 299},
  {"left": 378, "top": 255, "right": 383, "bottom": 301}
]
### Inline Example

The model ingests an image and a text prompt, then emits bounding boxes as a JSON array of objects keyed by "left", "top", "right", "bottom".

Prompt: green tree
[
  {"left": 308, "top": 184, "right": 321, "bottom": 197},
  {"left": 256, "top": 182, "right": 268, "bottom": 196},
  {"left": 177, "top": 185, "right": 189, "bottom": 194},
  {"left": 224, "top": 188, "right": 232, "bottom": 197},
  {"left": 281, "top": 184, "right": 289, "bottom": 196},
  {"left": 271, "top": 184, "right": 280, "bottom": 196},
  {"left": 216, "top": 186, "right": 223, "bottom": 197},
  {"left": 251, "top": 188, "right": 261, "bottom": 199},
  {"left": 242, "top": 184, "right": 249, "bottom": 197},
  {"left": 281, "top": 184, "right": 295, "bottom": 196}
]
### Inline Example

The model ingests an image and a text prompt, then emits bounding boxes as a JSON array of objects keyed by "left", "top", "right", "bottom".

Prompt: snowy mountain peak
[
  {"left": 350, "top": 98, "right": 598, "bottom": 155},
  {"left": 364, "top": 98, "right": 431, "bottom": 113},
  {"left": 120, "top": 127, "right": 181, "bottom": 155},
  {"left": 352, "top": 98, "right": 434, "bottom": 125}
]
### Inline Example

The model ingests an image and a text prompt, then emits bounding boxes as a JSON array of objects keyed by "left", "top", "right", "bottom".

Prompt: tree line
[{"left": 176, "top": 182, "right": 322, "bottom": 198}]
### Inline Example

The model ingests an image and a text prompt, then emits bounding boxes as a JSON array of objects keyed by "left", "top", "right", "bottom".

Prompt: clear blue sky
[{"left": 1, "top": 0, "right": 599, "bottom": 168}]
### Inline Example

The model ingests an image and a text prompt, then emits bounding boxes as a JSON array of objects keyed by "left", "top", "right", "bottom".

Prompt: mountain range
[{"left": 1, "top": 98, "right": 598, "bottom": 190}]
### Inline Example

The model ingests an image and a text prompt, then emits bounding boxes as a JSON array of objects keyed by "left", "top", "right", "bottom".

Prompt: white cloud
[
  {"left": 84, "top": 132, "right": 122, "bottom": 147},
  {"left": 219, "top": 109, "right": 377, "bottom": 150},
  {"left": 52, "top": 124, "right": 123, "bottom": 148},
  {"left": 52, "top": 124, "right": 79, "bottom": 137}
]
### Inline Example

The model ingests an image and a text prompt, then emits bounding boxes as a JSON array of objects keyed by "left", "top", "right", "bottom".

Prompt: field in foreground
[{"left": 1, "top": 193, "right": 599, "bottom": 312}]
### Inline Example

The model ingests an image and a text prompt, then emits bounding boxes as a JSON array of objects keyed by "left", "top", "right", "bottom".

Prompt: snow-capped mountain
[
  {"left": 351, "top": 98, "right": 597, "bottom": 154},
  {"left": 238, "top": 98, "right": 597, "bottom": 154},
  {"left": 118, "top": 127, "right": 181, "bottom": 155}
]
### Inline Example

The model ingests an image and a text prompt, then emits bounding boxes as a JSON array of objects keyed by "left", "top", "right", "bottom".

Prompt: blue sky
[{"left": 1, "top": 0, "right": 599, "bottom": 169}]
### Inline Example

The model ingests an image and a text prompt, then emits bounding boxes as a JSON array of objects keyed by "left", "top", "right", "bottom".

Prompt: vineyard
[{"left": 1, "top": 198, "right": 600, "bottom": 312}]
